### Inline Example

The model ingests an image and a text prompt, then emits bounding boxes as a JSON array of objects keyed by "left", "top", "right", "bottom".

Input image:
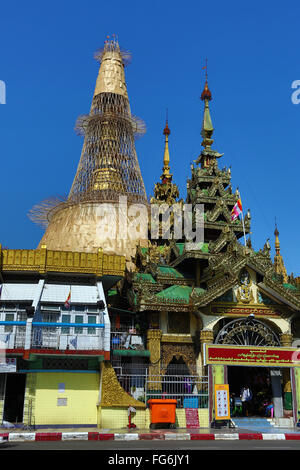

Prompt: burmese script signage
[
  {"left": 204, "top": 344, "right": 300, "bottom": 368},
  {"left": 210, "top": 304, "right": 282, "bottom": 318},
  {"left": 214, "top": 384, "right": 230, "bottom": 420}
]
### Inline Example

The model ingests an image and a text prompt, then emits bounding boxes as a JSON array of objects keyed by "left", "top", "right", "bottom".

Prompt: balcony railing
[
  {"left": 0, "top": 321, "right": 106, "bottom": 352},
  {"left": 31, "top": 322, "right": 105, "bottom": 351},
  {"left": 0, "top": 321, "right": 26, "bottom": 349}
]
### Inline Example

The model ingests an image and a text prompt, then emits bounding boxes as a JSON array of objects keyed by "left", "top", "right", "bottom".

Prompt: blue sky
[{"left": 0, "top": 0, "right": 299, "bottom": 276}]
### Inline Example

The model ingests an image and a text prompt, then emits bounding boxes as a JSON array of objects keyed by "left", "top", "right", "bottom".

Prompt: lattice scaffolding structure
[
  {"left": 29, "top": 38, "right": 147, "bottom": 228},
  {"left": 69, "top": 38, "right": 147, "bottom": 205}
]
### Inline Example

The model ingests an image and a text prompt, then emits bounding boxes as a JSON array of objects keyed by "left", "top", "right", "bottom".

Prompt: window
[
  {"left": 61, "top": 314, "right": 71, "bottom": 334},
  {"left": 167, "top": 312, "right": 190, "bottom": 334},
  {"left": 75, "top": 315, "right": 83, "bottom": 334},
  {"left": 88, "top": 315, "right": 96, "bottom": 334},
  {"left": 4, "top": 313, "right": 14, "bottom": 333},
  {"left": 43, "top": 313, "right": 58, "bottom": 323}
]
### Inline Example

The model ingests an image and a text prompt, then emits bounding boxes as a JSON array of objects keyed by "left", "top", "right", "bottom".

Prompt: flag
[
  {"left": 231, "top": 198, "right": 243, "bottom": 221},
  {"left": 64, "top": 289, "right": 71, "bottom": 309},
  {"left": 70, "top": 336, "right": 77, "bottom": 349},
  {"left": 5, "top": 334, "right": 11, "bottom": 343}
]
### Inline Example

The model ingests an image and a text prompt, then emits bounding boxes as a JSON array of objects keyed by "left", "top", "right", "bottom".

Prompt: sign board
[
  {"left": 205, "top": 344, "right": 300, "bottom": 368},
  {"left": 0, "top": 358, "right": 17, "bottom": 373},
  {"left": 185, "top": 408, "right": 200, "bottom": 428},
  {"left": 214, "top": 384, "right": 230, "bottom": 420}
]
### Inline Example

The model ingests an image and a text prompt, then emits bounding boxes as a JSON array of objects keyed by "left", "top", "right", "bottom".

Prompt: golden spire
[
  {"left": 151, "top": 115, "right": 180, "bottom": 205},
  {"left": 161, "top": 115, "right": 172, "bottom": 182},
  {"left": 93, "top": 35, "right": 129, "bottom": 100},
  {"left": 274, "top": 222, "right": 288, "bottom": 283},
  {"left": 274, "top": 223, "right": 280, "bottom": 255}
]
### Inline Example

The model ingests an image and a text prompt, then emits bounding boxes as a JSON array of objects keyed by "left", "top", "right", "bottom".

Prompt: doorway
[
  {"left": 3, "top": 374, "right": 26, "bottom": 423},
  {"left": 228, "top": 366, "right": 273, "bottom": 417}
]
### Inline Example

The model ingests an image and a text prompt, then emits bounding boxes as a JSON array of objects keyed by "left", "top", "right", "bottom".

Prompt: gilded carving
[
  {"left": 162, "top": 334, "right": 193, "bottom": 344},
  {"left": 147, "top": 329, "right": 162, "bottom": 389},
  {"left": 280, "top": 333, "right": 293, "bottom": 347},
  {"left": 236, "top": 268, "right": 254, "bottom": 304},
  {"left": 0, "top": 245, "right": 125, "bottom": 277},
  {"left": 161, "top": 344, "right": 197, "bottom": 375},
  {"left": 100, "top": 362, "right": 145, "bottom": 408},
  {"left": 200, "top": 330, "right": 214, "bottom": 344}
]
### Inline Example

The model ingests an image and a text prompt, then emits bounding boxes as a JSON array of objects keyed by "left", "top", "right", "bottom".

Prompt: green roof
[
  {"left": 157, "top": 266, "right": 184, "bottom": 278},
  {"left": 283, "top": 283, "right": 299, "bottom": 291},
  {"left": 156, "top": 285, "right": 205, "bottom": 303},
  {"left": 134, "top": 273, "right": 156, "bottom": 283}
]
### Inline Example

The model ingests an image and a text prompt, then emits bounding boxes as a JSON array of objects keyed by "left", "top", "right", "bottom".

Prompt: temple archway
[
  {"left": 215, "top": 317, "right": 280, "bottom": 346},
  {"left": 161, "top": 344, "right": 197, "bottom": 375}
]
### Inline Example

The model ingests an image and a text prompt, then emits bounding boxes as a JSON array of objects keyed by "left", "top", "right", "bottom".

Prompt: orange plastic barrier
[{"left": 148, "top": 399, "right": 177, "bottom": 424}]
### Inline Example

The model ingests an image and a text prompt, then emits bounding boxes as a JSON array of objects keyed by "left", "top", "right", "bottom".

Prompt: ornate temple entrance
[{"left": 215, "top": 318, "right": 285, "bottom": 418}]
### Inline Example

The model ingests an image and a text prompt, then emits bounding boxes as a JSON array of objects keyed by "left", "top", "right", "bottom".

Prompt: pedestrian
[
  {"left": 240, "top": 385, "right": 252, "bottom": 416},
  {"left": 230, "top": 393, "right": 235, "bottom": 415},
  {"left": 264, "top": 400, "right": 274, "bottom": 418}
]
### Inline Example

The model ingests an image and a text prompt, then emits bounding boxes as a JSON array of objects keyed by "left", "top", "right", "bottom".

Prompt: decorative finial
[
  {"left": 162, "top": 111, "right": 172, "bottom": 181},
  {"left": 163, "top": 109, "right": 170, "bottom": 136},
  {"left": 200, "top": 59, "right": 214, "bottom": 149},
  {"left": 274, "top": 217, "right": 279, "bottom": 237},
  {"left": 201, "top": 59, "right": 212, "bottom": 101}
]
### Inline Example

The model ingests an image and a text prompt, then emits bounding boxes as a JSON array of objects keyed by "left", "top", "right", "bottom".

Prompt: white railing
[
  {"left": 113, "top": 364, "right": 209, "bottom": 408},
  {"left": 31, "top": 324, "right": 105, "bottom": 351},
  {"left": 0, "top": 323, "right": 26, "bottom": 349}
]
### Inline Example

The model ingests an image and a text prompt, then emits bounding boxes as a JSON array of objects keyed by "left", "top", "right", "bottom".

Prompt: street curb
[{"left": 1, "top": 431, "right": 300, "bottom": 442}]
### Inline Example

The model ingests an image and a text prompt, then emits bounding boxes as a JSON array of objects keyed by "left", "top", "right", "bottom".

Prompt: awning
[{"left": 112, "top": 350, "right": 150, "bottom": 358}]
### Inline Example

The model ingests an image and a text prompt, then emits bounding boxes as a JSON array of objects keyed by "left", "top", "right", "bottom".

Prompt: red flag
[{"left": 64, "top": 289, "right": 71, "bottom": 309}]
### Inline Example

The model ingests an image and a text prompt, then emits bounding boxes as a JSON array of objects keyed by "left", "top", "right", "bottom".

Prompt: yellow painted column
[{"left": 212, "top": 365, "right": 226, "bottom": 421}]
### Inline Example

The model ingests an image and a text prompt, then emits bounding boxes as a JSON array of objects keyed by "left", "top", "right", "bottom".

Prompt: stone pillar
[
  {"left": 270, "top": 368, "right": 284, "bottom": 418},
  {"left": 147, "top": 329, "right": 162, "bottom": 392},
  {"left": 281, "top": 333, "right": 293, "bottom": 412}
]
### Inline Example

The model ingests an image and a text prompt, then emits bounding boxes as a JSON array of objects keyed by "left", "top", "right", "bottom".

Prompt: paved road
[{"left": 2, "top": 439, "right": 300, "bottom": 453}]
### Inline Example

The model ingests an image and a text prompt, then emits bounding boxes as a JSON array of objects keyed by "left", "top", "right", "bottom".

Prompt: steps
[{"left": 232, "top": 417, "right": 276, "bottom": 431}]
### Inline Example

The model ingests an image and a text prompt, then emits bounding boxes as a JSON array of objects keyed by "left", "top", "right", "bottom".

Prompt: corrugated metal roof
[
  {"left": 41, "top": 284, "right": 100, "bottom": 304},
  {"left": 0, "top": 283, "right": 37, "bottom": 301},
  {"left": 0, "top": 283, "right": 103, "bottom": 304}
]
